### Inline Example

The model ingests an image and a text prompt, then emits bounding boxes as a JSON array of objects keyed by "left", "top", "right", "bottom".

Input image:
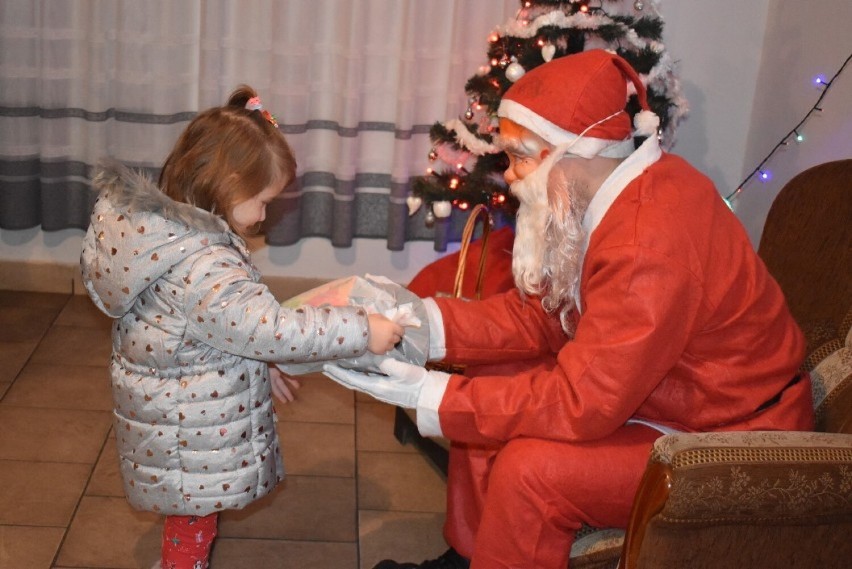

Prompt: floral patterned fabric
[{"left": 647, "top": 431, "right": 852, "bottom": 524}]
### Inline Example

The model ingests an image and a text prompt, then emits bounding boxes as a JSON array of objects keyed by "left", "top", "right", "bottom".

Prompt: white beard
[
  {"left": 510, "top": 156, "right": 588, "bottom": 332},
  {"left": 510, "top": 160, "right": 551, "bottom": 296}
]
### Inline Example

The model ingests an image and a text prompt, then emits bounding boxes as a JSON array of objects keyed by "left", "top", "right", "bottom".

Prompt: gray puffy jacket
[{"left": 81, "top": 161, "right": 369, "bottom": 516}]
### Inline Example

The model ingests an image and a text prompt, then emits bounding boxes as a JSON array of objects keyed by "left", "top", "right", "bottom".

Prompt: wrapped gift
[{"left": 278, "top": 274, "right": 429, "bottom": 375}]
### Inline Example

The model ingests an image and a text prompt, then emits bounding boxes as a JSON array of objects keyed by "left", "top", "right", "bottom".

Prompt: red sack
[{"left": 407, "top": 225, "right": 516, "bottom": 300}]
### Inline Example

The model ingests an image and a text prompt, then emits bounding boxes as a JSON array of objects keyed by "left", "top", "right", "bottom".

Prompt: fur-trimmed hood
[
  {"left": 81, "top": 159, "right": 235, "bottom": 318},
  {"left": 92, "top": 158, "right": 228, "bottom": 233}
]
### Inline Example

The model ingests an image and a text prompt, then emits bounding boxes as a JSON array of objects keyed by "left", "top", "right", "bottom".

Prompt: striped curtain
[{"left": 0, "top": 0, "right": 516, "bottom": 250}]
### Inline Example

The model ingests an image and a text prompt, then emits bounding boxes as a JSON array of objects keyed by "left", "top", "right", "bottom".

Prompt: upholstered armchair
[{"left": 613, "top": 159, "right": 852, "bottom": 569}]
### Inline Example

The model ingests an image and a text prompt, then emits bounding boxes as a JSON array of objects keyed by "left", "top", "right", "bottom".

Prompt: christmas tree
[{"left": 409, "top": 0, "right": 688, "bottom": 226}]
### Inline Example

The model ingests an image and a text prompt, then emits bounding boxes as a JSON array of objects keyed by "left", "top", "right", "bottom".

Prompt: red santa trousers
[
  {"left": 161, "top": 512, "right": 218, "bottom": 569},
  {"left": 444, "top": 424, "right": 660, "bottom": 569}
]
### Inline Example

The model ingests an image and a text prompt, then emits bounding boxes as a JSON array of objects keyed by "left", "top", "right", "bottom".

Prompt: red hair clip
[{"left": 245, "top": 96, "right": 279, "bottom": 129}]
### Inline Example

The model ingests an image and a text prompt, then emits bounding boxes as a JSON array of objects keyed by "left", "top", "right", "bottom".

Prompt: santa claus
[{"left": 325, "top": 49, "right": 813, "bottom": 569}]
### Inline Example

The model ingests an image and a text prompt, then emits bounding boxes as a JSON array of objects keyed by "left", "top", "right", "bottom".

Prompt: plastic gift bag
[{"left": 277, "top": 274, "right": 429, "bottom": 375}]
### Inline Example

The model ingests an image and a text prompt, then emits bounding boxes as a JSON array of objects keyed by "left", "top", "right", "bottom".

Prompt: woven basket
[
  {"left": 429, "top": 204, "right": 493, "bottom": 374},
  {"left": 438, "top": 203, "right": 492, "bottom": 300}
]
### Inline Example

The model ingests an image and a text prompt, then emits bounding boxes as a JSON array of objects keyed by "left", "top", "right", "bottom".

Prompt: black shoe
[{"left": 372, "top": 547, "right": 470, "bottom": 569}]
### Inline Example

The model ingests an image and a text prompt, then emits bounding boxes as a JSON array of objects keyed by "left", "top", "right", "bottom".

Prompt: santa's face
[{"left": 497, "top": 119, "right": 551, "bottom": 184}]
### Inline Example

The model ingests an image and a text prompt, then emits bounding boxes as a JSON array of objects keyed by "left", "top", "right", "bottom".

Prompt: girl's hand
[
  {"left": 269, "top": 364, "right": 301, "bottom": 403},
  {"left": 367, "top": 314, "right": 404, "bottom": 354}
]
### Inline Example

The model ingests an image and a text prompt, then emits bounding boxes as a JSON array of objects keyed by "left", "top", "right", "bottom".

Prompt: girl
[{"left": 80, "top": 85, "right": 403, "bottom": 568}]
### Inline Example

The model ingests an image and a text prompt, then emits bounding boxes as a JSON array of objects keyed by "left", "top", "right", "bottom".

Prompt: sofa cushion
[
  {"left": 810, "top": 314, "right": 852, "bottom": 433},
  {"left": 569, "top": 527, "right": 623, "bottom": 568},
  {"left": 648, "top": 431, "right": 852, "bottom": 525}
]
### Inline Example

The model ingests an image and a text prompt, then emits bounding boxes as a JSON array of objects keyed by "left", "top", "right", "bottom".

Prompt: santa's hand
[{"left": 322, "top": 358, "right": 449, "bottom": 408}]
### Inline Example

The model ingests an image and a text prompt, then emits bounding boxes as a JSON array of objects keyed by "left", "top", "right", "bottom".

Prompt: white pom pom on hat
[
  {"left": 633, "top": 109, "right": 660, "bottom": 137},
  {"left": 497, "top": 49, "right": 660, "bottom": 158}
]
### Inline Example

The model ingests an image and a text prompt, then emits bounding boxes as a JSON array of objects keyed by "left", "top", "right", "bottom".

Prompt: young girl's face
[{"left": 231, "top": 183, "right": 284, "bottom": 236}]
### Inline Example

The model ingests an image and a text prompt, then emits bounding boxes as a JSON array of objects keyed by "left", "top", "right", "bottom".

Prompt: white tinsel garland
[{"left": 444, "top": 118, "right": 500, "bottom": 156}]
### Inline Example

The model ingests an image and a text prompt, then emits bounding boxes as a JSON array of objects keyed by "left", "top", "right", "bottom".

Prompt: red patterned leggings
[{"left": 161, "top": 513, "right": 219, "bottom": 569}]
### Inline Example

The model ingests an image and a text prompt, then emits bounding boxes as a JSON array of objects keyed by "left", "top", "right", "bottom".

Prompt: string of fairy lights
[{"left": 725, "top": 51, "right": 852, "bottom": 206}]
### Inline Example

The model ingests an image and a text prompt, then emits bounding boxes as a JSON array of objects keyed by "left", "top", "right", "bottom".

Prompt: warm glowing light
[
  {"left": 489, "top": 33, "right": 500, "bottom": 43},
  {"left": 497, "top": 194, "right": 506, "bottom": 203},
  {"left": 537, "top": 39, "right": 545, "bottom": 47},
  {"left": 456, "top": 163, "right": 464, "bottom": 170},
  {"left": 490, "top": 58, "right": 499, "bottom": 67},
  {"left": 580, "top": 4, "right": 590, "bottom": 13},
  {"left": 449, "top": 177, "right": 460, "bottom": 189},
  {"left": 426, "top": 168, "right": 433, "bottom": 174},
  {"left": 459, "top": 202, "right": 470, "bottom": 210}
]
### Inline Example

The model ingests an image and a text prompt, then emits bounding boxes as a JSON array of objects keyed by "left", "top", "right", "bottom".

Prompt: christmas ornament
[
  {"left": 505, "top": 58, "right": 526, "bottom": 82},
  {"left": 541, "top": 44, "right": 556, "bottom": 63},
  {"left": 432, "top": 201, "right": 452, "bottom": 218},
  {"left": 424, "top": 209, "right": 435, "bottom": 227},
  {"left": 464, "top": 107, "right": 475, "bottom": 120},
  {"left": 406, "top": 195, "right": 423, "bottom": 216},
  {"left": 633, "top": 1, "right": 644, "bottom": 10},
  {"left": 443, "top": 119, "right": 499, "bottom": 155},
  {"left": 428, "top": 148, "right": 438, "bottom": 161}
]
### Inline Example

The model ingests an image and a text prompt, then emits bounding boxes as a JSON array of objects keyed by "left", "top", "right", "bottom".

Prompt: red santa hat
[{"left": 497, "top": 49, "right": 660, "bottom": 159}]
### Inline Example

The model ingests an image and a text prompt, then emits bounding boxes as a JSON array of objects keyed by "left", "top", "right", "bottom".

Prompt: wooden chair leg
[
  {"left": 618, "top": 461, "right": 672, "bottom": 569},
  {"left": 393, "top": 406, "right": 450, "bottom": 477},
  {"left": 393, "top": 405, "right": 418, "bottom": 444}
]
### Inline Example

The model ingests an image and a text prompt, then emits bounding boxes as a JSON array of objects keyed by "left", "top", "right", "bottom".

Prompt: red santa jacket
[{"left": 432, "top": 153, "right": 813, "bottom": 445}]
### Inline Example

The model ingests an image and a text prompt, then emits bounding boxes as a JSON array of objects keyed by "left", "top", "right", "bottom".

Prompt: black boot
[{"left": 372, "top": 547, "right": 470, "bottom": 569}]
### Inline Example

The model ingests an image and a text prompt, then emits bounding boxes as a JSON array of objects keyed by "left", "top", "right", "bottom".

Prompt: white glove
[{"left": 322, "top": 357, "right": 449, "bottom": 408}]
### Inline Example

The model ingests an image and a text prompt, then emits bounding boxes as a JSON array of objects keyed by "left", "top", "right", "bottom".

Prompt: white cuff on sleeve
[
  {"left": 415, "top": 370, "right": 450, "bottom": 438},
  {"left": 423, "top": 297, "right": 446, "bottom": 362}
]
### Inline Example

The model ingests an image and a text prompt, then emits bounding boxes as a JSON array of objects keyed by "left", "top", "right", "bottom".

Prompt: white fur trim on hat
[{"left": 499, "top": 99, "right": 634, "bottom": 159}]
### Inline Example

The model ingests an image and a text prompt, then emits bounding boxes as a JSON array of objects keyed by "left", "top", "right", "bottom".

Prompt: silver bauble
[{"left": 506, "top": 61, "right": 526, "bottom": 83}]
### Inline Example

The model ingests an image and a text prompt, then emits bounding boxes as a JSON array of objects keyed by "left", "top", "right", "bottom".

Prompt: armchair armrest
[{"left": 620, "top": 431, "right": 852, "bottom": 569}]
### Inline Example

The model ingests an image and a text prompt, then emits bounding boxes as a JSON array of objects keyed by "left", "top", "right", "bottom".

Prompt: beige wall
[{"left": 736, "top": 0, "right": 852, "bottom": 244}]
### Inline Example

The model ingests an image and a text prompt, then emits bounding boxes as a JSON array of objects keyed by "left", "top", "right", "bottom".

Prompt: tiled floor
[{"left": 0, "top": 289, "right": 448, "bottom": 569}]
